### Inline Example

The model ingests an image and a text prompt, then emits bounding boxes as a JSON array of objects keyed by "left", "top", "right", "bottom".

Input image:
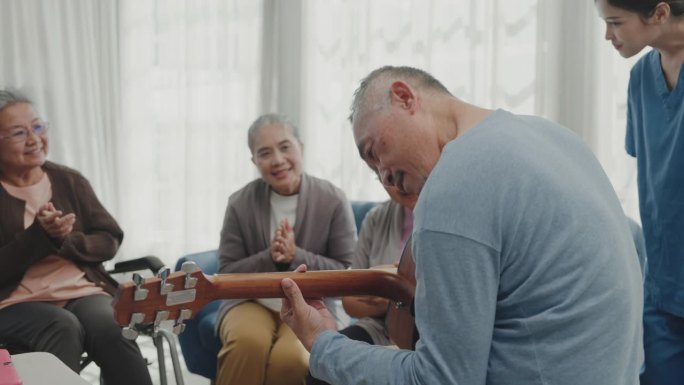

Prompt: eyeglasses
[{"left": 0, "top": 122, "right": 49, "bottom": 143}]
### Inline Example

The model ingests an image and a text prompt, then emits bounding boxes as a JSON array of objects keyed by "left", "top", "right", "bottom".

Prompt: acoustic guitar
[
  {"left": 112, "top": 240, "right": 418, "bottom": 349},
  {"left": 386, "top": 240, "right": 418, "bottom": 349}
]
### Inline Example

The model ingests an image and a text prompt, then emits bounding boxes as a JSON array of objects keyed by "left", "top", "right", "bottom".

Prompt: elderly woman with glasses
[
  {"left": 216, "top": 113, "right": 356, "bottom": 385},
  {"left": 0, "top": 89, "right": 152, "bottom": 385}
]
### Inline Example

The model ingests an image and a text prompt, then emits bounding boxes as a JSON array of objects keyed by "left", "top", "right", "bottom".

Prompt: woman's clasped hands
[{"left": 36, "top": 202, "right": 76, "bottom": 241}]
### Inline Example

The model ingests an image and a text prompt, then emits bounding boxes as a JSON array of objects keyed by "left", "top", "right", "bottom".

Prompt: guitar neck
[
  {"left": 112, "top": 268, "right": 416, "bottom": 328},
  {"left": 209, "top": 269, "right": 414, "bottom": 304}
]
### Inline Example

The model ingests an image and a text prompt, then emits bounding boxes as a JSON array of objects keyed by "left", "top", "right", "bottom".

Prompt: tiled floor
[{"left": 80, "top": 328, "right": 209, "bottom": 385}]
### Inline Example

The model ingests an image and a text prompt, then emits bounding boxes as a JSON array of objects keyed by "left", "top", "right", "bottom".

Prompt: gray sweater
[
  {"left": 351, "top": 199, "right": 405, "bottom": 345},
  {"left": 310, "top": 110, "right": 643, "bottom": 385},
  {"left": 216, "top": 173, "right": 356, "bottom": 324}
]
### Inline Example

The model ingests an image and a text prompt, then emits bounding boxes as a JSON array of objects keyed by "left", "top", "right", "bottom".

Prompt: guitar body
[{"left": 386, "top": 238, "right": 419, "bottom": 349}]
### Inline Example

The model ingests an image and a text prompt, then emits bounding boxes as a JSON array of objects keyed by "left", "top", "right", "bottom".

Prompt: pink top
[{"left": 0, "top": 173, "right": 106, "bottom": 310}]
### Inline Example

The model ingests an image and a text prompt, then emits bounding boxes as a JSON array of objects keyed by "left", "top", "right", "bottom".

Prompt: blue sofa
[{"left": 174, "top": 201, "right": 379, "bottom": 380}]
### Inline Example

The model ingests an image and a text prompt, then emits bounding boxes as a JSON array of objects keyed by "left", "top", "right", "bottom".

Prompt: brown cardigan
[{"left": 0, "top": 161, "right": 122, "bottom": 301}]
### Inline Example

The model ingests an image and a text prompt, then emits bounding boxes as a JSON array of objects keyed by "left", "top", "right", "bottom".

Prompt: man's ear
[
  {"left": 653, "top": 2, "right": 671, "bottom": 23},
  {"left": 251, "top": 155, "right": 256, "bottom": 165},
  {"left": 389, "top": 81, "right": 416, "bottom": 112}
]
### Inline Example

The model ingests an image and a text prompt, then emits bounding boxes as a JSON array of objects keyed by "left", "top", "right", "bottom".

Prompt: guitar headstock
[{"left": 112, "top": 262, "right": 214, "bottom": 339}]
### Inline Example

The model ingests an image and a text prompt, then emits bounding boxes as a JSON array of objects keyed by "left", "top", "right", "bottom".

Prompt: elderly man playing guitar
[{"left": 279, "top": 66, "right": 643, "bottom": 385}]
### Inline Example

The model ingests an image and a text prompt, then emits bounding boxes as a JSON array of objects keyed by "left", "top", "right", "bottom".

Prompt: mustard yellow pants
[{"left": 217, "top": 301, "right": 309, "bottom": 385}]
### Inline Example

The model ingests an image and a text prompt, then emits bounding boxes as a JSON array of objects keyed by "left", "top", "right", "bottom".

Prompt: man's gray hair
[
  {"left": 348, "top": 66, "right": 453, "bottom": 123},
  {"left": 247, "top": 113, "right": 301, "bottom": 153},
  {"left": 0, "top": 89, "right": 31, "bottom": 114}
]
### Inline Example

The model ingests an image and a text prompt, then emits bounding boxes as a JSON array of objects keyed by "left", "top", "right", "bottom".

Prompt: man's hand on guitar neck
[{"left": 280, "top": 264, "right": 337, "bottom": 351}]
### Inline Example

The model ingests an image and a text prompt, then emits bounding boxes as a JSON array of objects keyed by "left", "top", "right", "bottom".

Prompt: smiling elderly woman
[
  {"left": 0, "top": 89, "right": 152, "bottom": 385},
  {"left": 216, "top": 113, "right": 356, "bottom": 385}
]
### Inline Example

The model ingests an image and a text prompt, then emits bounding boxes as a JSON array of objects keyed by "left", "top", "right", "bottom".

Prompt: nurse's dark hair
[{"left": 600, "top": 0, "right": 684, "bottom": 17}]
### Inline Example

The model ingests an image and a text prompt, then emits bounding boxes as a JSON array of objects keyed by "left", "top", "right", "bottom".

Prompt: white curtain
[
  {"left": 0, "top": 0, "right": 120, "bottom": 212},
  {"left": 536, "top": 1, "right": 641, "bottom": 222},
  {"left": 115, "top": 0, "right": 264, "bottom": 262},
  {"left": 0, "top": 0, "right": 641, "bottom": 266},
  {"left": 299, "top": 0, "right": 544, "bottom": 201},
  {"left": 298, "top": 0, "right": 639, "bottom": 220}
]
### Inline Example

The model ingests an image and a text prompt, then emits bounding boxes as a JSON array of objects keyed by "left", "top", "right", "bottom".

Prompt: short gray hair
[
  {"left": 348, "top": 66, "right": 452, "bottom": 123},
  {"left": 0, "top": 89, "right": 31, "bottom": 114},
  {"left": 247, "top": 113, "right": 300, "bottom": 153}
]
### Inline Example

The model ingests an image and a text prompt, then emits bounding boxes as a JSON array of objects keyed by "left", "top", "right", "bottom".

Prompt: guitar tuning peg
[
  {"left": 122, "top": 327, "right": 139, "bottom": 340},
  {"left": 152, "top": 310, "right": 170, "bottom": 336},
  {"left": 122, "top": 312, "right": 145, "bottom": 340},
  {"left": 157, "top": 268, "right": 174, "bottom": 295},
  {"left": 172, "top": 323, "right": 186, "bottom": 335},
  {"left": 132, "top": 273, "right": 149, "bottom": 301},
  {"left": 180, "top": 261, "right": 201, "bottom": 289},
  {"left": 172, "top": 308, "right": 193, "bottom": 335},
  {"left": 154, "top": 310, "right": 170, "bottom": 327}
]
